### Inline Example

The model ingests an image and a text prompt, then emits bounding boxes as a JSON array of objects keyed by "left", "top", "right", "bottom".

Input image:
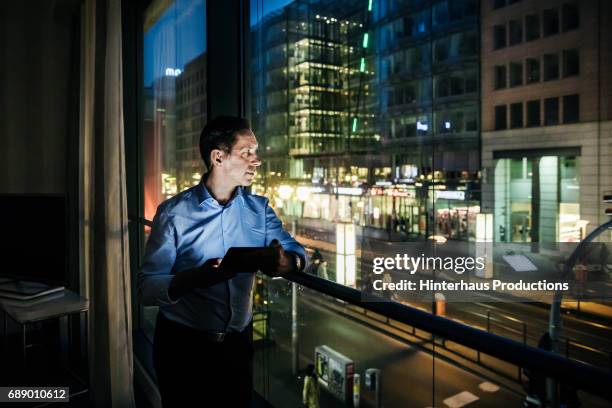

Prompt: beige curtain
[{"left": 79, "top": 0, "right": 135, "bottom": 406}]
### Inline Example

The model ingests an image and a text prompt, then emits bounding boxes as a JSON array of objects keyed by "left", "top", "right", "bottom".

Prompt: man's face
[{"left": 215, "top": 130, "right": 262, "bottom": 187}]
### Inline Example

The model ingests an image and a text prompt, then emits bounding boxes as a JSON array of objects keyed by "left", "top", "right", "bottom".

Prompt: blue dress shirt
[{"left": 138, "top": 181, "right": 305, "bottom": 333}]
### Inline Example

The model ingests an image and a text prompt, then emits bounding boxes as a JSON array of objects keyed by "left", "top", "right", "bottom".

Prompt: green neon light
[
  {"left": 360, "top": 57, "right": 365, "bottom": 72},
  {"left": 362, "top": 33, "right": 369, "bottom": 48},
  {"left": 368, "top": 0, "right": 373, "bottom": 12},
  {"left": 352, "top": 117, "right": 358, "bottom": 132}
]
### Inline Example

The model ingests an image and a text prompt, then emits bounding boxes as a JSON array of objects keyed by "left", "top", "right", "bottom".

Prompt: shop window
[
  {"left": 525, "top": 14, "right": 540, "bottom": 41},
  {"left": 526, "top": 58, "right": 540, "bottom": 84},
  {"left": 510, "top": 61, "right": 522, "bottom": 87},
  {"left": 543, "top": 53, "right": 559, "bottom": 81},
  {"left": 494, "top": 65, "right": 507, "bottom": 89},
  {"left": 563, "top": 94, "right": 579, "bottom": 123},
  {"left": 562, "top": 49, "right": 579, "bottom": 77},
  {"left": 543, "top": 8, "right": 559, "bottom": 37},
  {"left": 562, "top": 3, "right": 579, "bottom": 31},
  {"left": 495, "top": 105, "right": 507, "bottom": 130},
  {"left": 509, "top": 20, "right": 522, "bottom": 45},
  {"left": 494, "top": 24, "right": 506, "bottom": 49},
  {"left": 544, "top": 97, "right": 559, "bottom": 125},
  {"left": 526, "top": 100, "right": 540, "bottom": 127},
  {"left": 510, "top": 102, "right": 523, "bottom": 128}
]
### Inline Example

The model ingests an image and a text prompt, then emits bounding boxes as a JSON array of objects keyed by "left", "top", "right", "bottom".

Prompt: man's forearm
[{"left": 168, "top": 265, "right": 236, "bottom": 301}]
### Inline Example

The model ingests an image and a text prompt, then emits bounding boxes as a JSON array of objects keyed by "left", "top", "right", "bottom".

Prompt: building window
[
  {"left": 526, "top": 100, "right": 540, "bottom": 127},
  {"left": 510, "top": 61, "right": 523, "bottom": 87},
  {"left": 495, "top": 105, "right": 507, "bottom": 130},
  {"left": 562, "top": 49, "right": 579, "bottom": 77},
  {"left": 509, "top": 20, "right": 522, "bottom": 45},
  {"left": 563, "top": 94, "right": 579, "bottom": 123},
  {"left": 525, "top": 14, "right": 540, "bottom": 41},
  {"left": 493, "top": 0, "right": 506, "bottom": 9},
  {"left": 562, "top": 3, "right": 579, "bottom": 31},
  {"left": 543, "top": 8, "right": 559, "bottom": 37},
  {"left": 543, "top": 53, "right": 559, "bottom": 81},
  {"left": 510, "top": 102, "right": 523, "bottom": 128},
  {"left": 544, "top": 97, "right": 559, "bottom": 125},
  {"left": 494, "top": 24, "right": 506, "bottom": 49},
  {"left": 526, "top": 58, "right": 540, "bottom": 83},
  {"left": 495, "top": 65, "right": 507, "bottom": 89}
]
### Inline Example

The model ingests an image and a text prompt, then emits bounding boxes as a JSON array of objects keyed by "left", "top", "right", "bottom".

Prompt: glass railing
[{"left": 253, "top": 271, "right": 612, "bottom": 408}]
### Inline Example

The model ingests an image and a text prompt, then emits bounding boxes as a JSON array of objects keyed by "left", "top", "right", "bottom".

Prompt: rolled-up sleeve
[
  {"left": 138, "top": 209, "right": 178, "bottom": 306},
  {"left": 264, "top": 201, "right": 306, "bottom": 268}
]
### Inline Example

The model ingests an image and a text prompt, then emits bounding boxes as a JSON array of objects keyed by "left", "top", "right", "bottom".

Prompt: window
[
  {"left": 563, "top": 94, "right": 579, "bottom": 123},
  {"left": 562, "top": 3, "right": 579, "bottom": 31},
  {"left": 543, "top": 53, "right": 559, "bottom": 81},
  {"left": 562, "top": 49, "right": 579, "bottom": 77},
  {"left": 509, "top": 20, "right": 522, "bottom": 45},
  {"left": 543, "top": 8, "right": 559, "bottom": 36},
  {"left": 527, "top": 100, "right": 540, "bottom": 127},
  {"left": 494, "top": 25, "right": 506, "bottom": 49},
  {"left": 495, "top": 105, "right": 507, "bottom": 130},
  {"left": 510, "top": 61, "right": 522, "bottom": 87},
  {"left": 526, "top": 58, "right": 540, "bottom": 83},
  {"left": 544, "top": 97, "right": 559, "bottom": 125},
  {"left": 510, "top": 102, "right": 523, "bottom": 128},
  {"left": 525, "top": 14, "right": 540, "bottom": 41},
  {"left": 493, "top": 0, "right": 506, "bottom": 9},
  {"left": 495, "top": 65, "right": 507, "bottom": 89}
]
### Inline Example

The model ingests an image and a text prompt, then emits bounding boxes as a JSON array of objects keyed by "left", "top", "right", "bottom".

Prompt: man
[{"left": 138, "top": 116, "right": 305, "bottom": 407}]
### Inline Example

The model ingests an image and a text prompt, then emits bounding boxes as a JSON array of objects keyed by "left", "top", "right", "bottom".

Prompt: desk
[{"left": 0, "top": 289, "right": 88, "bottom": 375}]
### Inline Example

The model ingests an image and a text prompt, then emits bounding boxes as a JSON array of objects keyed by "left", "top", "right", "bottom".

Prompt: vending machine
[{"left": 315, "top": 345, "right": 355, "bottom": 405}]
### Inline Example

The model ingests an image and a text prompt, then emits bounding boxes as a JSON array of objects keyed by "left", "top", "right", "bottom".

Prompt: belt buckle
[{"left": 211, "top": 332, "right": 226, "bottom": 343}]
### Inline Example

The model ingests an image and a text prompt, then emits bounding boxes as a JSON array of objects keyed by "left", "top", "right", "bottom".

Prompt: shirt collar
[{"left": 196, "top": 176, "right": 246, "bottom": 207}]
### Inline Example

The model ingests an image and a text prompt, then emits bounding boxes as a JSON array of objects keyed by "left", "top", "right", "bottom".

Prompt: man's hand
[
  {"left": 268, "top": 239, "right": 295, "bottom": 277},
  {"left": 168, "top": 257, "right": 230, "bottom": 301}
]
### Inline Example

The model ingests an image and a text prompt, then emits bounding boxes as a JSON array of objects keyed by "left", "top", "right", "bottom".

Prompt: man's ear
[{"left": 210, "top": 149, "right": 224, "bottom": 167}]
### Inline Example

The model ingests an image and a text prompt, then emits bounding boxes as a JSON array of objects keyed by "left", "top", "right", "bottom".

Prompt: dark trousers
[{"left": 153, "top": 312, "right": 254, "bottom": 407}]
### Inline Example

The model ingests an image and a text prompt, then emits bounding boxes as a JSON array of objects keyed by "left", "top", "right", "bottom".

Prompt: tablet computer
[{"left": 219, "top": 247, "right": 278, "bottom": 274}]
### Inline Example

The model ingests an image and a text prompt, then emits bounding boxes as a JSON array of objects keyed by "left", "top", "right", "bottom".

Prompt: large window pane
[
  {"left": 494, "top": 24, "right": 506, "bottom": 49},
  {"left": 563, "top": 94, "right": 580, "bottom": 123},
  {"left": 526, "top": 57, "right": 540, "bottom": 83},
  {"left": 509, "top": 19, "right": 522, "bottom": 45},
  {"left": 509, "top": 61, "right": 522, "bottom": 87},
  {"left": 495, "top": 105, "right": 507, "bottom": 129},
  {"left": 143, "top": 0, "right": 207, "bottom": 221},
  {"left": 526, "top": 99, "right": 540, "bottom": 127},
  {"left": 543, "top": 8, "right": 559, "bottom": 36},
  {"left": 510, "top": 102, "right": 523, "bottom": 128},
  {"left": 494, "top": 65, "right": 507, "bottom": 89},
  {"left": 544, "top": 97, "right": 559, "bottom": 125},
  {"left": 562, "top": 3, "right": 580, "bottom": 31},
  {"left": 563, "top": 49, "right": 579, "bottom": 77},
  {"left": 544, "top": 53, "right": 559, "bottom": 81},
  {"left": 525, "top": 14, "right": 540, "bottom": 41}
]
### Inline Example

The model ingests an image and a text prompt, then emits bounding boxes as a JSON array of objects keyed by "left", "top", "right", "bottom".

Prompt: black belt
[{"left": 158, "top": 312, "right": 244, "bottom": 344}]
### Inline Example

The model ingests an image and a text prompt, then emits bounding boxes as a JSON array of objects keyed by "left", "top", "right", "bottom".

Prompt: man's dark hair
[{"left": 199, "top": 116, "right": 251, "bottom": 170}]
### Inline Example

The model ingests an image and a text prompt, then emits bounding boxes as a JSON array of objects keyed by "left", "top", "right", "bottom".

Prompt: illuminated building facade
[{"left": 252, "top": 0, "right": 480, "bottom": 242}]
